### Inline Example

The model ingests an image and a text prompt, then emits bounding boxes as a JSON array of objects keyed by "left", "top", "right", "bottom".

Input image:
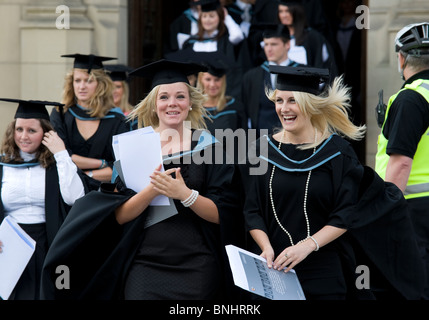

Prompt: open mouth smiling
[{"left": 283, "top": 115, "right": 297, "bottom": 122}]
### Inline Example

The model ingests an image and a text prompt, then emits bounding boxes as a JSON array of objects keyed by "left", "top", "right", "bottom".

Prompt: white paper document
[
  {"left": 114, "top": 159, "right": 178, "bottom": 228},
  {"left": 0, "top": 216, "right": 36, "bottom": 300},
  {"left": 113, "top": 127, "right": 169, "bottom": 206},
  {"left": 225, "top": 245, "right": 306, "bottom": 300}
]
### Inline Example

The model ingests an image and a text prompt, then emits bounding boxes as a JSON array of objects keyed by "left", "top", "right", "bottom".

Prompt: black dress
[
  {"left": 50, "top": 105, "right": 129, "bottom": 189},
  {"left": 244, "top": 133, "right": 425, "bottom": 300},
  {"left": 123, "top": 159, "right": 220, "bottom": 299},
  {"left": 245, "top": 135, "right": 352, "bottom": 299}
]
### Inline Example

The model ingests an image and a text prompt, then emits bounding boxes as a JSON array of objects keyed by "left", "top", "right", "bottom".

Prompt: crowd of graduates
[{"left": 1, "top": 0, "right": 428, "bottom": 302}]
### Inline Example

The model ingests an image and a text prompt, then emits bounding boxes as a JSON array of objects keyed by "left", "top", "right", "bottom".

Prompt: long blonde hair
[
  {"left": 267, "top": 76, "right": 366, "bottom": 150},
  {"left": 196, "top": 72, "right": 228, "bottom": 111},
  {"left": 61, "top": 68, "right": 115, "bottom": 118},
  {"left": 127, "top": 82, "right": 208, "bottom": 129},
  {"left": 113, "top": 80, "right": 133, "bottom": 114}
]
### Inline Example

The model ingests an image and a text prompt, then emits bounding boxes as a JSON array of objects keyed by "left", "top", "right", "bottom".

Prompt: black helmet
[{"left": 395, "top": 22, "right": 429, "bottom": 55}]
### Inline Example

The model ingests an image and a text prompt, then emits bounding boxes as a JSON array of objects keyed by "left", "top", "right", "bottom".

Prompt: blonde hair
[
  {"left": 61, "top": 68, "right": 115, "bottom": 118},
  {"left": 267, "top": 76, "right": 366, "bottom": 150},
  {"left": 1, "top": 119, "right": 55, "bottom": 168},
  {"left": 117, "top": 80, "right": 133, "bottom": 114},
  {"left": 196, "top": 72, "right": 228, "bottom": 111},
  {"left": 127, "top": 82, "right": 208, "bottom": 129}
]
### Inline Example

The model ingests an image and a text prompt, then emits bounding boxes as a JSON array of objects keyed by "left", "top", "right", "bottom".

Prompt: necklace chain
[{"left": 269, "top": 129, "right": 317, "bottom": 246}]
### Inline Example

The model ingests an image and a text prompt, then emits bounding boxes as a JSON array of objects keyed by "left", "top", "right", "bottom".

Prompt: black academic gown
[
  {"left": 0, "top": 160, "right": 90, "bottom": 300},
  {"left": 40, "top": 130, "right": 243, "bottom": 300},
  {"left": 301, "top": 28, "right": 338, "bottom": 78},
  {"left": 166, "top": 8, "right": 198, "bottom": 54},
  {"left": 0, "top": 161, "right": 90, "bottom": 246},
  {"left": 183, "top": 33, "right": 250, "bottom": 99},
  {"left": 50, "top": 105, "right": 129, "bottom": 190},
  {"left": 204, "top": 98, "right": 247, "bottom": 135},
  {"left": 204, "top": 99, "right": 248, "bottom": 282},
  {"left": 243, "top": 134, "right": 425, "bottom": 300}
]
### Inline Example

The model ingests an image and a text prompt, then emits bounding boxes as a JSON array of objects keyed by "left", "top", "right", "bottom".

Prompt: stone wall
[
  {"left": 0, "top": 0, "right": 127, "bottom": 137},
  {"left": 366, "top": 0, "right": 429, "bottom": 167}
]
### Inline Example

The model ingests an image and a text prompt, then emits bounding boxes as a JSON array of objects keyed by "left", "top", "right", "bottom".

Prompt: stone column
[
  {"left": 366, "top": 0, "right": 429, "bottom": 168},
  {"left": 19, "top": 1, "right": 93, "bottom": 101}
]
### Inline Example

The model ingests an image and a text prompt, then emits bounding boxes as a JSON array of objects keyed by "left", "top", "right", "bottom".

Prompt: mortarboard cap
[
  {"left": 193, "top": 51, "right": 230, "bottom": 77},
  {"left": 104, "top": 64, "right": 133, "bottom": 82},
  {"left": 0, "top": 98, "right": 64, "bottom": 121},
  {"left": 269, "top": 65, "right": 330, "bottom": 95},
  {"left": 260, "top": 23, "right": 291, "bottom": 40},
  {"left": 129, "top": 59, "right": 208, "bottom": 89},
  {"left": 277, "top": 0, "right": 303, "bottom": 6},
  {"left": 61, "top": 53, "right": 117, "bottom": 74},
  {"left": 165, "top": 49, "right": 230, "bottom": 77},
  {"left": 196, "top": 0, "right": 221, "bottom": 12}
]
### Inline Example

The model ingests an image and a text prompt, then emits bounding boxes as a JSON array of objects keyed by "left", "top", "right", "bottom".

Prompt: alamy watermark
[
  {"left": 56, "top": 5, "right": 70, "bottom": 30},
  {"left": 55, "top": 5, "right": 370, "bottom": 30},
  {"left": 356, "top": 5, "right": 370, "bottom": 30},
  {"left": 54, "top": 264, "right": 371, "bottom": 292}
]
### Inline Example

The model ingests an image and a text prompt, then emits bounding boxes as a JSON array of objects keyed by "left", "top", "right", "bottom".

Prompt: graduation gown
[
  {"left": 166, "top": 8, "right": 198, "bottom": 54},
  {"left": 299, "top": 28, "right": 338, "bottom": 78},
  {"left": 244, "top": 134, "right": 425, "bottom": 299},
  {"left": 40, "top": 130, "right": 243, "bottom": 300},
  {"left": 0, "top": 160, "right": 90, "bottom": 299},
  {"left": 0, "top": 161, "right": 89, "bottom": 246},
  {"left": 204, "top": 97, "right": 247, "bottom": 135},
  {"left": 183, "top": 33, "right": 250, "bottom": 99},
  {"left": 50, "top": 105, "right": 129, "bottom": 190}
]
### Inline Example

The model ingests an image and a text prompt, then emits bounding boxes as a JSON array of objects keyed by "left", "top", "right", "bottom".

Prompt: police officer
[{"left": 375, "top": 22, "right": 429, "bottom": 299}]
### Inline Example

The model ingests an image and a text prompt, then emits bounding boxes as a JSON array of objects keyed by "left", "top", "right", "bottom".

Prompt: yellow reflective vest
[{"left": 375, "top": 79, "right": 429, "bottom": 200}]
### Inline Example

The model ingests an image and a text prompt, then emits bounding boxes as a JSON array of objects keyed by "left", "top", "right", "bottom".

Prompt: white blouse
[
  {"left": 178, "top": 14, "right": 245, "bottom": 51},
  {"left": 2, "top": 150, "right": 85, "bottom": 224}
]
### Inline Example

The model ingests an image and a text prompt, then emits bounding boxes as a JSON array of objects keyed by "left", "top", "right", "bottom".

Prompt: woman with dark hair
[
  {"left": 0, "top": 99, "right": 87, "bottom": 300},
  {"left": 182, "top": 0, "right": 249, "bottom": 98},
  {"left": 277, "top": 1, "right": 338, "bottom": 76}
]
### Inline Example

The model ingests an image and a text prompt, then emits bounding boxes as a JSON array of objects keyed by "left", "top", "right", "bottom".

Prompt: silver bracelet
[
  {"left": 181, "top": 190, "right": 199, "bottom": 207},
  {"left": 309, "top": 236, "right": 319, "bottom": 251}
]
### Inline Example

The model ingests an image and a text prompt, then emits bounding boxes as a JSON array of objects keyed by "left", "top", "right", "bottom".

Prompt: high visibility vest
[{"left": 375, "top": 79, "right": 429, "bottom": 200}]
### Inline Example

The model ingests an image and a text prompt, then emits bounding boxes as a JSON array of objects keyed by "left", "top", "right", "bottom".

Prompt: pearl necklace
[{"left": 269, "top": 129, "right": 317, "bottom": 247}]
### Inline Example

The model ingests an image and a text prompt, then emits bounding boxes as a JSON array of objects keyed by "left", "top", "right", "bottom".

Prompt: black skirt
[{"left": 123, "top": 161, "right": 222, "bottom": 300}]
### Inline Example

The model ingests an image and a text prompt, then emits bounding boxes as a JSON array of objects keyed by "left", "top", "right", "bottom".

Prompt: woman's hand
[
  {"left": 150, "top": 167, "right": 191, "bottom": 201},
  {"left": 273, "top": 239, "right": 316, "bottom": 272},
  {"left": 115, "top": 164, "right": 163, "bottom": 225},
  {"left": 42, "top": 130, "right": 66, "bottom": 155},
  {"left": 260, "top": 246, "right": 275, "bottom": 269},
  {"left": 249, "top": 229, "right": 276, "bottom": 268}
]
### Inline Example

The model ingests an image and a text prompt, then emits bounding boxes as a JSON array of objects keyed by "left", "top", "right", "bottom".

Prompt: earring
[{"left": 189, "top": 106, "right": 193, "bottom": 111}]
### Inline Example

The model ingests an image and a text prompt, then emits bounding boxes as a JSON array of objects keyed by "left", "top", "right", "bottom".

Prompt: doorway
[{"left": 127, "top": 0, "right": 367, "bottom": 163}]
